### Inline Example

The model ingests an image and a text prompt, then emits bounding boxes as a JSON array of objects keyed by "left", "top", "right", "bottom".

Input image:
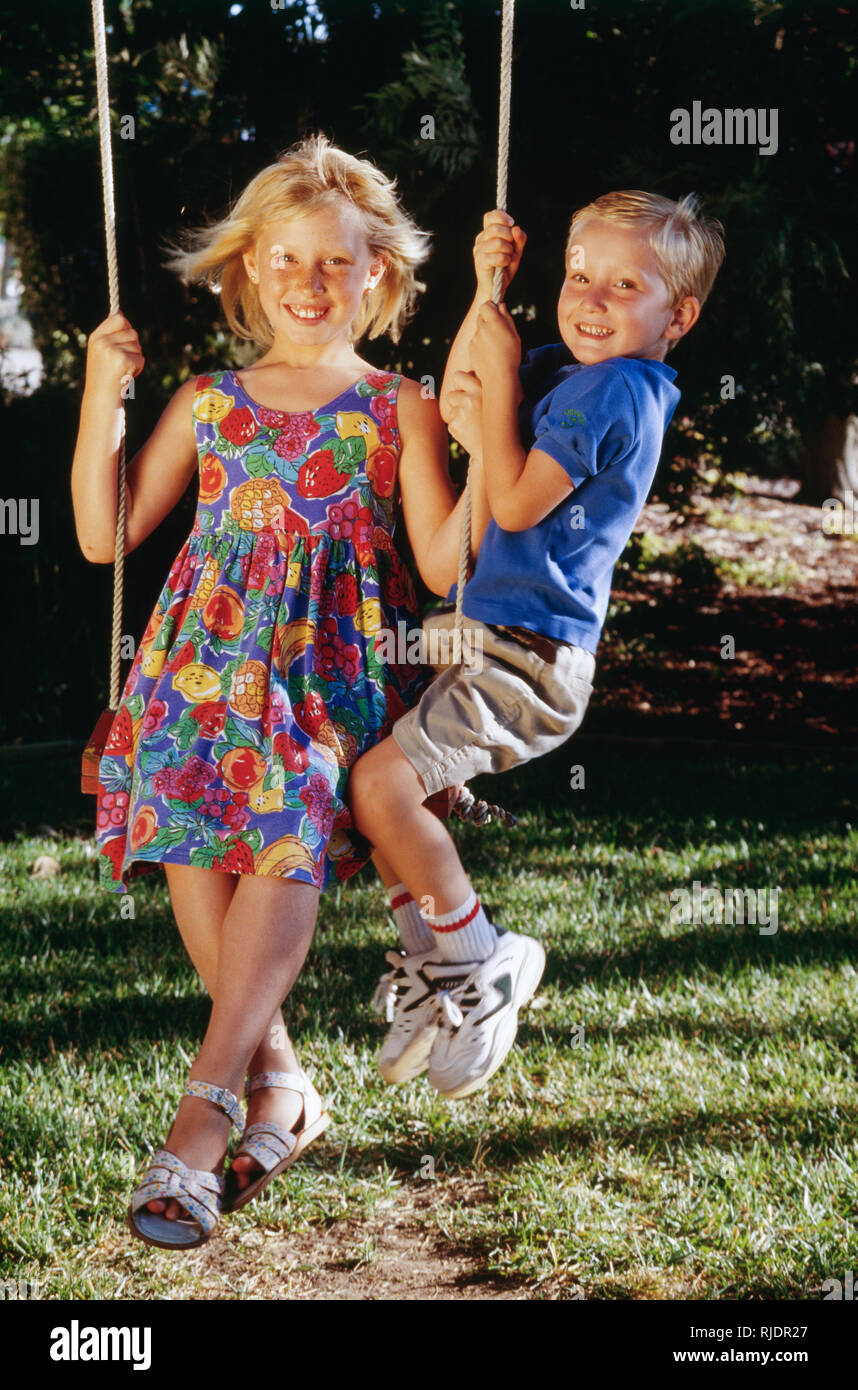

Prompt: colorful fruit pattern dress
[{"left": 95, "top": 367, "right": 427, "bottom": 894}]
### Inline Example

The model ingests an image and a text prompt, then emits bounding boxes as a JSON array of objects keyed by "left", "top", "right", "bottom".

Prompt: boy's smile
[{"left": 557, "top": 218, "right": 697, "bottom": 364}]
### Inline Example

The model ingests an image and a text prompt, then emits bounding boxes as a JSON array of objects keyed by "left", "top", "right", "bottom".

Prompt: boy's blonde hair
[
  {"left": 162, "top": 133, "right": 431, "bottom": 348},
  {"left": 566, "top": 190, "right": 725, "bottom": 310}
]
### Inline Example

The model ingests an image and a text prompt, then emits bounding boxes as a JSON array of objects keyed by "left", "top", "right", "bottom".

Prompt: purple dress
[{"left": 95, "top": 366, "right": 426, "bottom": 894}]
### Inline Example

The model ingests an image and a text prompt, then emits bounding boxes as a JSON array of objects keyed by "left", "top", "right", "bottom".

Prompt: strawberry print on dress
[{"left": 95, "top": 367, "right": 426, "bottom": 893}]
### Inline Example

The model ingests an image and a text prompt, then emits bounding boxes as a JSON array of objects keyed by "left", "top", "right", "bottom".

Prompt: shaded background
[{"left": 0, "top": 0, "right": 855, "bottom": 744}]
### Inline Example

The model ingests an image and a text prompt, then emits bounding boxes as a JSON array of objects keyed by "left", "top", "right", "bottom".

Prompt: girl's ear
[
  {"left": 241, "top": 247, "right": 258, "bottom": 283},
  {"left": 364, "top": 255, "right": 387, "bottom": 293}
]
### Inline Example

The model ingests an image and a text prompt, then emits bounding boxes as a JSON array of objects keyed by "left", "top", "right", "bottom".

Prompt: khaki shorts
[{"left": 391, "top": 611, "right": 596, "bottom": 797}]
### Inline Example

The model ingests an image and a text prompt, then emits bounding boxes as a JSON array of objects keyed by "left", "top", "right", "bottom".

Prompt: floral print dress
[{"left": 95, "top": 367, "right": 427, "bottom": 894}]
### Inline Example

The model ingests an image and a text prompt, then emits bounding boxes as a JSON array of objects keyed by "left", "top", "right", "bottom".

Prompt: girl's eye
[{"left": 617, "top": 280, "right": 637, "bottom": 290}]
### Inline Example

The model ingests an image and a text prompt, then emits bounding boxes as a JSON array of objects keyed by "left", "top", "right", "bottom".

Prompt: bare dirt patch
[
  {"left": 591, "top": 479, "right": 858, "bottom": 746},
  {"left": 97, "top": 1180, "right": 531, "bottom": 1301}
]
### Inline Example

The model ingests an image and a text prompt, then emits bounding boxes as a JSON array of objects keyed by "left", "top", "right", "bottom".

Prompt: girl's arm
[
  {"left": 72, "top": 313, "right": 198, "bottom": 563},
  {"left": 397, "top": 378, "right": 491, "bottom": 597},
  {"left": 438, "top": 294, "right": 485, "bottom": 423},
  {"left": 439, "top": 211, "right": 526, "bottom": 422}
]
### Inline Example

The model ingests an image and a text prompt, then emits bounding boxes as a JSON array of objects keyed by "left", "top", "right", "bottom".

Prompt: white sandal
[
  {"left": 221, "top": 1070, "right": 330, "bottom": 1214},
  {"left": 127, "top": 1080, "right": 244, "bottom": 1250}
]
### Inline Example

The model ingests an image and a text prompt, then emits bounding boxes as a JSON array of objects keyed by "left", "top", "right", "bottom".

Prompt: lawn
[{"left": 1, "top": 741, "right": 856, "bottom": 1299}]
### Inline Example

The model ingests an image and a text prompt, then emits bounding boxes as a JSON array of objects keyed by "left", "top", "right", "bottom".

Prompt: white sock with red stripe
[
  {"left": 425, "top": 889, "right": 498, "bottom": 963},
  {"left": 387, "top": 883, "right": 435, "bottom": 955}
]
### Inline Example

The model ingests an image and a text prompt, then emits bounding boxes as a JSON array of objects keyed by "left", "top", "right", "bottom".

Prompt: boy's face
[{"left": 557, "top": 218, "right": 698, "bottom": 364}]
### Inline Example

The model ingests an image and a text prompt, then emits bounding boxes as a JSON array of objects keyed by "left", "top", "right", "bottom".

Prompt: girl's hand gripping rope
[
  {"left": 473, "top": 210, "right": 527, "bottom": 301},
  {"left": 85, "top": 312, "right": 145, "bottom": 402}
]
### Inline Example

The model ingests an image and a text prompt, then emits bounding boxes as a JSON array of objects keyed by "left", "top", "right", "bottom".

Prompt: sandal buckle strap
[
  {"left": 184, "top": 1080, "right": 245, "bottom": 1135},
  {"left": 245, "top": 1071, "right": 306, "bottom": 1097}
]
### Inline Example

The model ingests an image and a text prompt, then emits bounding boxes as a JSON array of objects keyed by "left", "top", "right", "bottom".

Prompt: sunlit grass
[{"left": 1, "top": 746, "right": 856, "bottom": 1298}]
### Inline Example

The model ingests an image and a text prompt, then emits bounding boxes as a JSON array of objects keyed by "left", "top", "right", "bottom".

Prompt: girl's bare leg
[
  {"left": 145, "top": 868, "right": 319, "bottom": 1221},
  {"left": 163, "top": 863, "right": 303, "bottom": 1076}
]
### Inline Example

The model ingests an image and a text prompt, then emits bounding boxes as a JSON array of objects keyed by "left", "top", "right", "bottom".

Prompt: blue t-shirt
[{"left": 455, "top": 345, "right": 680, "bottom": 654}]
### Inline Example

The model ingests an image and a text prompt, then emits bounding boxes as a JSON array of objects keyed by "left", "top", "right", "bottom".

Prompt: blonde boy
[{"left": 351, "top": 192, "right": 725, "bottom": 1098}]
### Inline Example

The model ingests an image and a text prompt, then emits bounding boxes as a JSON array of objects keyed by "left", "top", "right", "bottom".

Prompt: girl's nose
[{"left": 300, "top": 267, "right": 325, "bottom": 294}]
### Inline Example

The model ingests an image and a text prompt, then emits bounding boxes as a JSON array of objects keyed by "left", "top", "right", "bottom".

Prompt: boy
[{"left": 350, "top": 191, "right": 725, "bottom": 1098}]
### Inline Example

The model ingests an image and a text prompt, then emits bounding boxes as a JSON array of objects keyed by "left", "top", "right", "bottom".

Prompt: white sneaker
[
  {"left": 372, "top": 949, "right": 475, "bottom": 1083},
  {"left": 427, "top": 930, "right": 546, "bottom": 1099}
]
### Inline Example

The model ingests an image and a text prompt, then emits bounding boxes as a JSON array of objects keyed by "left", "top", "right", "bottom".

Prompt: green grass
[{"left": 1, "top": 746, "right": 856, "bottom": 1298}]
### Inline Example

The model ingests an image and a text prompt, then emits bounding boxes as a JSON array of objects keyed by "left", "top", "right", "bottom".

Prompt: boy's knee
[
  {"left": 349, "top": 740, "right": 422, "bottom": 834},
  {"left": 348, "top": 749, "right": 385, "bottom": 829}
]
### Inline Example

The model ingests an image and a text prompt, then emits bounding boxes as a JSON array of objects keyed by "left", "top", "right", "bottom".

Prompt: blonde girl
[{"left": 71, "top": 133, "right": 490, "bottom": 1248}]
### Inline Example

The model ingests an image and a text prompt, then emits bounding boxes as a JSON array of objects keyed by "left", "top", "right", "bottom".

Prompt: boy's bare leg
[
  {"left": 370, "top": 849, "right": 400, "bottom": 891},
  {"left": 351, "top": 737, "right": 471, "bottom": 914},
  {"left": 144, "top": 870, "right": 318, "bottom": 1220}
]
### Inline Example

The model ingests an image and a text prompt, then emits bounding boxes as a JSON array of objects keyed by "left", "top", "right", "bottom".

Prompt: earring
[{"left": 250, "top": 273, "right": 258, "bottom": 284}]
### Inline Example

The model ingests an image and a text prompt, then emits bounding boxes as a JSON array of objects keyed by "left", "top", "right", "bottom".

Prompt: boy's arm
[
  {"left": 472, "top": 301, "right": 575, "bottom": 532},
  {"left": 481, "top": 399, "right": 575, "bottom": 531}
]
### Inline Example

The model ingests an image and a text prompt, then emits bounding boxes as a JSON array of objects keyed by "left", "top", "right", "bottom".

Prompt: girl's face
[{"left": 242, "top": 198, "right": 385, "bottom": 359}]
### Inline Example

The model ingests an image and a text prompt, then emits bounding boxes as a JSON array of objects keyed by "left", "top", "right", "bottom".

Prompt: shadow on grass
[
  {"left": 2, "top": 920, "right": 856, "bottom": 1061},
  {"left": 542, "top": 920, "right": 857, "bottom": 984},
  {"left": 317, "top": 1098, "right": 858, "bottom": 1178},
  {"left": 2, "top": 743, "right": 857, "bottom": 843}
]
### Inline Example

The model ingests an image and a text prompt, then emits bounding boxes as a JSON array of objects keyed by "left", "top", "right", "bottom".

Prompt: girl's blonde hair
[
  {"left": 566, "top": 190, "right": 726, "bottom": 309},
  {"left": 162, "top": 133, "right": 432, "bottom": 348}
]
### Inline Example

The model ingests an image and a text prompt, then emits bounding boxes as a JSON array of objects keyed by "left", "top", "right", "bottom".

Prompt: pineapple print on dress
[{"left": 94, "top": 367, "right": 427, "bottom": 895}]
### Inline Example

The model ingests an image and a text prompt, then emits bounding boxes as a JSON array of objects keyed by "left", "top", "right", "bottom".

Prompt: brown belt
[{"left": 490, "top": 624, "right": 568, "bottom": 665}]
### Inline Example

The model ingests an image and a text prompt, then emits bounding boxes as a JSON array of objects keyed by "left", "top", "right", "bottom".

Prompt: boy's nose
[{"left": 580, "top": 286, "right": 608, "bottom": 312}]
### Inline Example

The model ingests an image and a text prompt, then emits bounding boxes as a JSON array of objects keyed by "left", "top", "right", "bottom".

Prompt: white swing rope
[
  {"left": 450, "top": 0, "right": 517, "bottom": 830},
  {"left": 91, "top": 0, "right": 127, "bottom": 711}
]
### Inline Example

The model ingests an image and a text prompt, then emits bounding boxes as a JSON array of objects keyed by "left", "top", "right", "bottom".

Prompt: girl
[{"left": 71, "top": 133, "right": 490, "bottom": 1249}]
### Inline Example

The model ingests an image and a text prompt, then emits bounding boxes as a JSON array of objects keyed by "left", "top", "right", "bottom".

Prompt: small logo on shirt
[{"left": 560, "top": 408, "right": 586, "bottom": 428}]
